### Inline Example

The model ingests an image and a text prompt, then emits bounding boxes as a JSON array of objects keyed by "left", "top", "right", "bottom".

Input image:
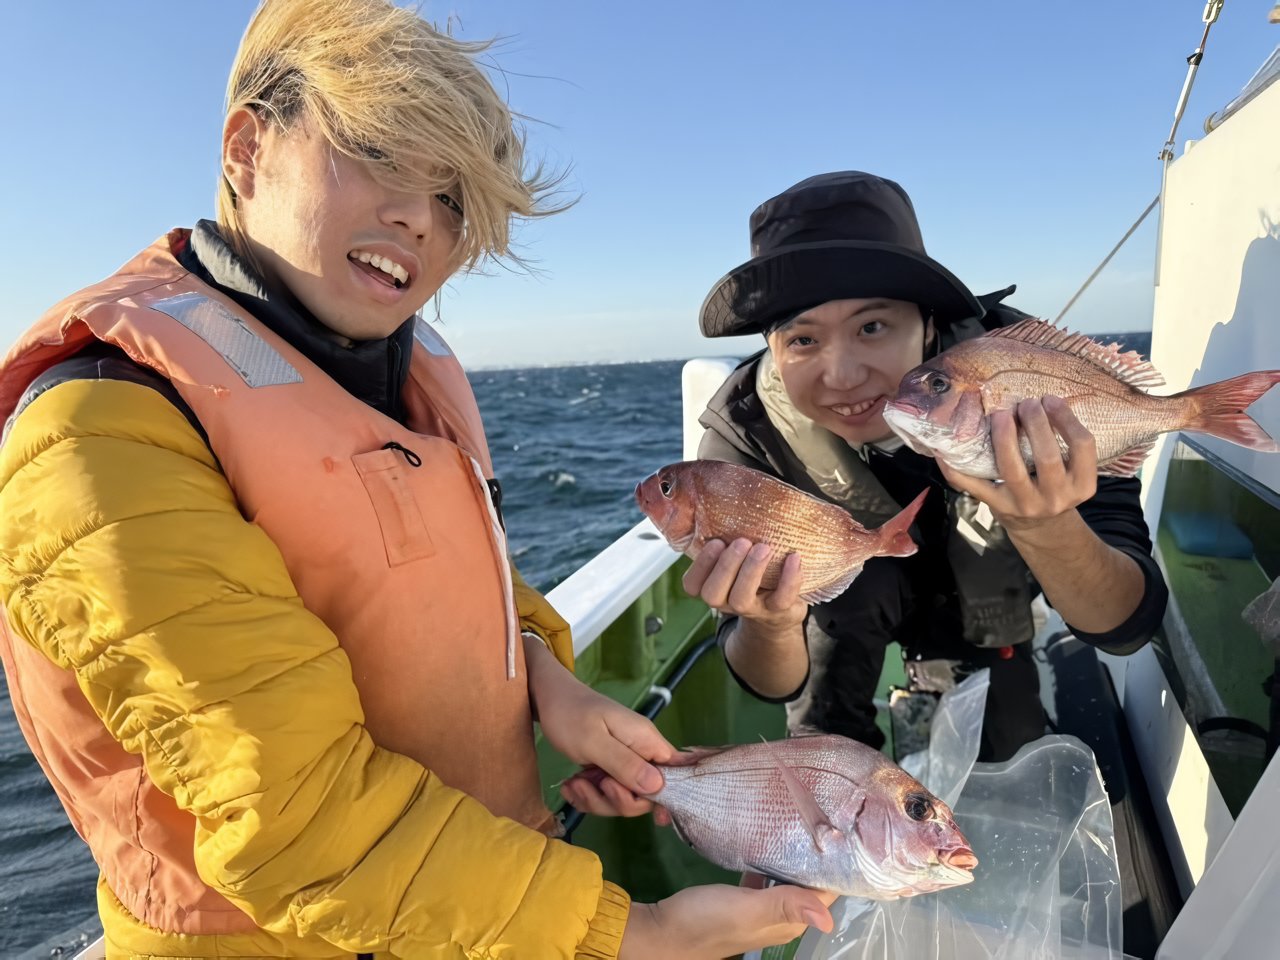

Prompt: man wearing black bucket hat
[{"left": 687, "top": 172, "right": 1168, "bottom": 762}]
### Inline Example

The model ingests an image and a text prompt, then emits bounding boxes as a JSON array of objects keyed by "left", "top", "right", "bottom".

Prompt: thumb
[
  {"left": 768, "top": 885, "right": 835, "bottom": 934},
  {"left": 601, "top": 715, "right": 675, "bottom": 794}
]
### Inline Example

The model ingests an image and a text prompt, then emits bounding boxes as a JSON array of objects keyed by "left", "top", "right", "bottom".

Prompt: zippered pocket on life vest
[{"left": 352, "top": 447, "right": 436, "bottom": 566}]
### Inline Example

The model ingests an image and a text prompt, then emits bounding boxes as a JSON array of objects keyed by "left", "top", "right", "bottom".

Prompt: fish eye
[
  {"left": 926, "top": 374, "right": 950, "bottom": 395},
  {"left": 905, "top": 794, "right": 934, "bottom": 822},
  {"left": 658, "top": 478, "right": 674, "bottom": 498}
]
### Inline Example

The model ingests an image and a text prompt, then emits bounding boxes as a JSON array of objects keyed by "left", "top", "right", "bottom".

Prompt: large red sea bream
[
  {"left": 883, "top": 318, "right": 1280, "bottom": 479},
  {"left": 571, "top": 735, "right": 977, "bottom": 900}
]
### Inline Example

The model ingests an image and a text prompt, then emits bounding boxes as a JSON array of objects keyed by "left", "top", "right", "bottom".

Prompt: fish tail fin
[
  {"left": 1181, "top": 371, "right": 1280, "bottom": 452},
  {"left": 877, "top": 488, "right": 928, "bottom": 557}
]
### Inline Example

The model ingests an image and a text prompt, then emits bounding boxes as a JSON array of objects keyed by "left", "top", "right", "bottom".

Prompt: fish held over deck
[{"left": 571, "top": 735, "right": 977, "bottom": 900}]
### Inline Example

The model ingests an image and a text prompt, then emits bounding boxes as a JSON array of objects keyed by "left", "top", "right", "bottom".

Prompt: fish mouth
[
  {"left": 941, "top": 846, "right": 978, "bottom": 871},
  {"left": 882, "top": 403, "right": 953, "bottom": 456}
]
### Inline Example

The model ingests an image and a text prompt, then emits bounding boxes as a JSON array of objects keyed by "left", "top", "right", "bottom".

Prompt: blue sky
[{"left": 3, "top": 2, "right": 1277, "bottom": 368}]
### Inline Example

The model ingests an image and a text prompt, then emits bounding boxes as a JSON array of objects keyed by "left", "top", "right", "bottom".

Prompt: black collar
[{"left": 177, "top": 220, "right": 414, "bottom": 422}]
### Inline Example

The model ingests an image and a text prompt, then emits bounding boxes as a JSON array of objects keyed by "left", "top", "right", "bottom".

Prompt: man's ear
[
  {"left": 222, "top": 106, "right": 266, "bottom": 203},
  {"left": 923, "top": 314, "right": 938, "bottom": 359}
]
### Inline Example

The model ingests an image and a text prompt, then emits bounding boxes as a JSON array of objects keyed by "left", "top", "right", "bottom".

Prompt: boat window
[{"left": 1154, "top": 434, "right": 1280, "bottom": 816}]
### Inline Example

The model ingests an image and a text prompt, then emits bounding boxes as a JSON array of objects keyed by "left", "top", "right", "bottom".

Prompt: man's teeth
[
  {"left": 833, "top": 399, "right": 877, "bottom": 417},
  {"left": 351, "top": 250, "right": 410, "bottom": 286}
]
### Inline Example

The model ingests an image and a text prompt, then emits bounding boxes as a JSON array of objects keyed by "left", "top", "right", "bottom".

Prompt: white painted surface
[
  {"left": 1156, "top": 747, "right": 1280, "bottom": 959},
  {"left": 1142, "top": 77, "right": 1280, "bottom": 525},
  {"left": 546, "top": 518, "right": 681, "bottom": 657},
  {"left": 1112, "top": 641, "right": 1232, "bottom": 898},
  {"left": 682, "top": 357, "right": 739, "bottom": 460},
  {"left": 1126, "top": 62, "right": 1280, "bottom": 960}
]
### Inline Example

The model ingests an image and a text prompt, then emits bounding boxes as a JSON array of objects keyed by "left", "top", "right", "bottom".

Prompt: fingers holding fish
[
  {"left": 561, "top": 772, "right": 656, "bottom": 818},
  {"left": 1015, "top": 397, "right": 1069, "bottom": 488},
  {"left": 685, "top": 535, "right": 807, "bottom": 631},
  {"left": 764, "top": 551, "right": 805, "bottom": 614},
  {"left": 532, "top": 660, "right": 677, "bottom": 817},
  {"left": 1000, "top": 398, "right": 1098, "bottom": 522},
  {"left": 585, "top": 709, "right": 671, "bottom": 800},
  {"left": 681, "top": 537, "right": 728, "bottom": 598},
  {"left": 618, "top": 883, "right": 836, "bottom": 959},
  {"left": 941, "top": 398, "right": 1099, "bottom": 529},
  {"left": 728, "top": 546, "right": 804, "bottom": 619},
  {"left": 1044, "top": 395, "right": 1099, "bottom": 493},
  {"left": 693, "top": 537, "right": 756, "bottom": 609}
]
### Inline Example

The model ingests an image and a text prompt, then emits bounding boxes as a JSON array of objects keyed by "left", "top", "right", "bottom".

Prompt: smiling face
[
  {"left": 766, "top": 298, "right": 934, "bottom": 446},
  {"left": 223, "top": 107, "right": 464, "bottom": 341}
]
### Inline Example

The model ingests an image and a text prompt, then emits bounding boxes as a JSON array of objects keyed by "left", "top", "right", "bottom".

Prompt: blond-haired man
[{"left": 0, "top": 2, "right": 833, "bottom": 957}]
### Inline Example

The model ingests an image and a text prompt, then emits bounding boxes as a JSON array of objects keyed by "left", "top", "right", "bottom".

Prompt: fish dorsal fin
[
  {"left": 986, "top": 319, "right": 1166, "bottom": 391},
  {"left": 760, "top": 736, "right": 845, "bottom": 853},
  {"left": 1098, "top": 435, "right": 1158, "bottom": 477}
]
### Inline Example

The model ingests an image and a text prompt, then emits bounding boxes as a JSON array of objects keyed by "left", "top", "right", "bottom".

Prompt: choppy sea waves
[{"left": 0, "top": 338, "right": 1149, "bottom": 954}]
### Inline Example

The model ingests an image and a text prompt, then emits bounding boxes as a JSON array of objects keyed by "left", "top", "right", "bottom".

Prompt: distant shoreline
[{"left": 462, "top": 331, "right": 1154, "bottom": 374}]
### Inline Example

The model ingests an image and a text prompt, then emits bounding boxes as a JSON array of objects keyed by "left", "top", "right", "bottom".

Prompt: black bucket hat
[{"left": 699, "top": 171, "right": 985, "bottom": 338}]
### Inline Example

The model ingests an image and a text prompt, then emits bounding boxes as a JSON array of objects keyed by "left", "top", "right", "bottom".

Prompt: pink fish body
[
  {"left": 883, "top": 318, "right": 1280, "bottom": 479},
  {"left": 576, "top": 735, "right": 977, "bottom": 899},
  {"left": 635, "top": 460, "right": 926, "bottom": 603}
]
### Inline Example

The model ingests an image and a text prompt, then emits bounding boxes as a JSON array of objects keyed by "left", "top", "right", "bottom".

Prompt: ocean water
[{"left": 0, "top": 338, "right": 1150, "bottom": 955}]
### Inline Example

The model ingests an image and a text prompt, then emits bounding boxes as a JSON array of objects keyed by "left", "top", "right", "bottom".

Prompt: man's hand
[
  {"left": 941, "top": 395, "right": 1146, "bottom": 635},
  {"left": 620, "top": 883, "right": 838, "bottom": 959},
  {"left": 940, "top": 396, "right": 1097, "bottom": 536},
  {"left": 525, "top": 636, "right": 674, "bottom": 817},
  {"left": 682, "top": 538, "right": 807, "bottom": 633},
  {"left": 681, "top": 539, "right": 811, "bottom": 698}
]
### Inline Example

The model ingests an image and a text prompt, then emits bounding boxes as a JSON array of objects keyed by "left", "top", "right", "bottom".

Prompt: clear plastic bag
[{"left": 796, "top": 669, "right": 1123, "bottom": 960}]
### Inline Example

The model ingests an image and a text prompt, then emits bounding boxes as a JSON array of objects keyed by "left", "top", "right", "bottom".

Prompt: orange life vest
[{"left": 0, "top": 231, "right": 551, "bottom": 935}]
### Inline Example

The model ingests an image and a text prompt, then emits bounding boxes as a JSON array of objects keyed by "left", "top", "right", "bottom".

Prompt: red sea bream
[
  {"left": 883, "top": 318, "right": 1280, "bottom": 479},
  {"left": 634, "top": 460, "right": 926, "bottom": 603}
]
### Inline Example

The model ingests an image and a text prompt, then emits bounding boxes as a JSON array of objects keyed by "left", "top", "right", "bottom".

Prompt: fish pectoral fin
[
  {"left": 759, "top": 736, "right": 841, "bottom": 853},
  {"left": 1097, "top": 436, "right": 1157, "bottom": 477},
  {"left": 801, "top": 565, "right": 863, "bottom": 605},
  {"left": 744, "top": 862, "right": 807, "bottom": 888},
  {"left": 669, "top": 816, "right": 696, "bottom": 851},
  {"left": 813, "top": 824, "right": 846, "bottom": 855}
]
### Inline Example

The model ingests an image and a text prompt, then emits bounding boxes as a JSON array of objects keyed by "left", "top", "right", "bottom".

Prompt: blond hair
[{"left": 218, "top": 0, "right": 560, "bottom": 272}]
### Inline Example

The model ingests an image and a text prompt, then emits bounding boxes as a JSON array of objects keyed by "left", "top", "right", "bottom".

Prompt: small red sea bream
[
  {"left": 882, "top": 318, "right": 1280, "bottom": 479},
  {"left": 572, "top": 735, "right": 977, "bottom": 900},
  {"left": 634, "top": 460, "right": 926, "bottom": 603}
]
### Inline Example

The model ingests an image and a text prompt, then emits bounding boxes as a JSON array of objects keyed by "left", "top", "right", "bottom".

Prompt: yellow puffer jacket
[{"left": 0, "top": 378, "right": 629, "bottom": 959}]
